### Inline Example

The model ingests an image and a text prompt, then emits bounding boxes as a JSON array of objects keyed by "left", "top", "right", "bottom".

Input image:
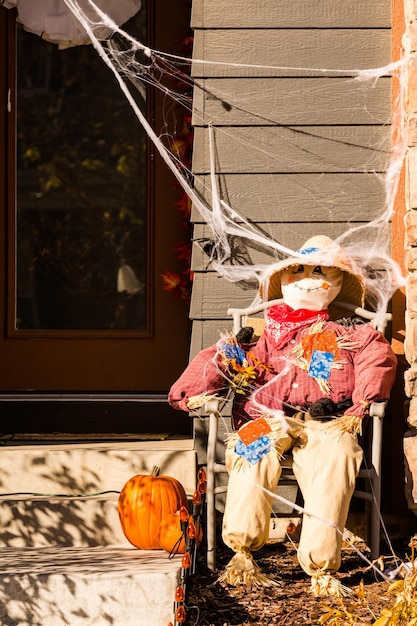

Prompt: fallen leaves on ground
[{"left": 185, "top": 538, "right": 406, "bottom": 626}]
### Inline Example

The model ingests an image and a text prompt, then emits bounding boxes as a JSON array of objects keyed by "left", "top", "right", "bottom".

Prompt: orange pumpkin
[
  {"left": 158, "top": 511, "right": 203, "bottom": 554},
  {"left": 118, "top": 467, "right": 188, "bottom": 549}
]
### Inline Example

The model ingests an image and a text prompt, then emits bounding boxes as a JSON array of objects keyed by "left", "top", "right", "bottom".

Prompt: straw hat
[{"left": 260, "top": 235, "right": 365, "bottom": 308}]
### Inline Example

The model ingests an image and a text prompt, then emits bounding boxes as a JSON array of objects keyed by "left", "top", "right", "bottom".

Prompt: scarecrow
[{"left": 168, "top": 235, "right": 397, "bottom": 595}]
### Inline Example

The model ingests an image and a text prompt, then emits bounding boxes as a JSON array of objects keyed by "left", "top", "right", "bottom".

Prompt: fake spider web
[
  {"left": 61, "top": 0, "right": 406, "bottom": 332},
  {"left": 57, "top": 0, "right": 407, "bottom": 575}
]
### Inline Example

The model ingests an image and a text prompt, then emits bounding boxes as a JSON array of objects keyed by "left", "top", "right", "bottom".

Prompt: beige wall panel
[
  {"left": 191, "top": 0, "right": 391, "bottom": 29},
  {"left": 190, "top": 233, "right": 283, "bottom": 272},
  {"left": 190, "top": 222, "right": 366, "bottom": 272},
  {"left": 189, "top": 320, "right": 229, "bottom": 356},
  {"left": 192, "top": 126, "right": 391, "bottom": 174},
  {"left": 191, "top": 30, "right": 391, "bottom": 78},
  {"left": 192, "top": 78, "right": 391, "bottom": 127},
  {"left": 191, "top": 173, "right": 386, "bottom": 223},
  {"left": 189, "top": 272, "right": 268, "bottom": 320}
]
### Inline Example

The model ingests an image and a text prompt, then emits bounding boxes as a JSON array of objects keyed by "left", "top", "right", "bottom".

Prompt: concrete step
[
  {"left": 0, "top": 439, "right": 197, "bottom": 547},
  {"left": 0, "top": 440, "right": 198, "bottom": 625},
  {"left": 0, "top": 546, "right": 183, "bottom": 625},
  {"left": 0, "top": 495, "right": 127, "bottom": 547},
  {"left": 0, "top": 439, "right": 197, "bottom": 499}
]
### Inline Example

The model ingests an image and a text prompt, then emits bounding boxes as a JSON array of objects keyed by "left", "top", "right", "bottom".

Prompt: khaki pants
[{"left": 222, "top": 418, "right": 363, "bottom": 576}]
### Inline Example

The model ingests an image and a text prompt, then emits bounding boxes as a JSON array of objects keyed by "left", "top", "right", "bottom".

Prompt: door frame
[{"left": 0, "top": 1, "right": 192, "bottom": 436}]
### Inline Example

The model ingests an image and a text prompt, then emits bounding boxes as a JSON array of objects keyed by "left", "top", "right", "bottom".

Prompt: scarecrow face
[{"left": 280, "top": 264, "right": 343, "bottom": 311}]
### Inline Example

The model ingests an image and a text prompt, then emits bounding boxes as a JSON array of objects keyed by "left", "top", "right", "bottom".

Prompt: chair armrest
[
  {"left": 369, "top": 401, "right": 387, "bottom": 418},
  {"left": 205, "top": 398, "right": 221, "bottom": 415}
]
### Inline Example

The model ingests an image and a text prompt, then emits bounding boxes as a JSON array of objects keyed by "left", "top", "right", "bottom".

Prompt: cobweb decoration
[{"left": 62, "top": 0, "right": 406, "bottom": 327}]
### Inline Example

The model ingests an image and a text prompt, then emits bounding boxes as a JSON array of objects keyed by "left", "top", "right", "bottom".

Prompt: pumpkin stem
[{"left": 151, "top": 465, "right": 160, "bottom": 476}]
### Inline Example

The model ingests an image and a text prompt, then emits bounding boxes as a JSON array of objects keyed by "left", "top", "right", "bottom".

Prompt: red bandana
[{"left": 265, "top": 303, "right": 329, "bottom": 349}]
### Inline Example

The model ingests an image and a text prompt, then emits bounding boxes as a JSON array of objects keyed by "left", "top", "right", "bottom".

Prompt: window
[
  {"left": 15, "top": 11, "right": 148, "bottom": 331},
  {"left": 0, "top": 3, "right": 191, "bottom": 410}
]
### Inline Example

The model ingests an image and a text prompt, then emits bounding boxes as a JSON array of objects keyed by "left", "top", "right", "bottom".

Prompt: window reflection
[{"left": 16, "top": 10, "right": 148, "bottom": 330}]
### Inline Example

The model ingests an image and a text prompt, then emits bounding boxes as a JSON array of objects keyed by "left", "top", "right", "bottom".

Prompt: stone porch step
[
  {"left": 0, "top": 440, "right": 197, "bottom": 625},
  {"left": 0, "top": 495, "right": 128, "bottom": 547},
  {"left": 0, "top": 439, "right": 197, "bottom": 498},
  {"left": 0, "top": 546, "right": 182, "bottom": 625},
  {"left": 0, "top": 439, "right": 197, "bottom": 543}
]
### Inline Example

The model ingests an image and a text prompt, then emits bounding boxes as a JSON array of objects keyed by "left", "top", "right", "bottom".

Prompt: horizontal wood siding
[
  {"left": 191, "top": 31, "right": 391, "bottom": 78},
  {"left": 192, "top": 126, "right": 390, "bottom": 174},
  {"left": 191, "top": 174, "right": 386, "bottom": 223},
  {"left": 192, "top": 78, "right": 391, "bottom": 126},
  {"left": 189, "top": 0, "right": 392, "bottom": 359},
  {"left": 191, "top": 0, "right": 391, "bottom": 29},
  {"left": 191, "top": 222, "right": 383, "bottom": 272}
]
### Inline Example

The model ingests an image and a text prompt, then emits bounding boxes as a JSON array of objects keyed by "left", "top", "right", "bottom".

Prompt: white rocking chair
[{"left": 204, "top": 299, "right": 392, "bottom": 571}]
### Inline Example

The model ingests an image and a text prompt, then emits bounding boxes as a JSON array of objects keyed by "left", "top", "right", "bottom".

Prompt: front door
[{"left": 0, "top": 2, "right": 192, "bottom": 436}]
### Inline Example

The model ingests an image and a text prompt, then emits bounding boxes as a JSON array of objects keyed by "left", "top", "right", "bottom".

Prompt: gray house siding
[{"left": 189, "top": 0, "right": 392, "bottom": 359}]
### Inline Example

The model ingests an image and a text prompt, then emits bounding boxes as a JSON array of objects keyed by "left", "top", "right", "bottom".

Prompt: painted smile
[{"left": 288, "top": 278, "right": 330, "bottom": 292}]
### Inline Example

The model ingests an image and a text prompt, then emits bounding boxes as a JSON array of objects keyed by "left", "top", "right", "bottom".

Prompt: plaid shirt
[{"left": 168, "top": 320, "right": 397, "bottom": 429}]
